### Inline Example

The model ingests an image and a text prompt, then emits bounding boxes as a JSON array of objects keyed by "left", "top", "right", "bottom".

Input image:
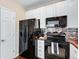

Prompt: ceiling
[{"left": 16, "top": 0, "right": 65, "bottom": 10}]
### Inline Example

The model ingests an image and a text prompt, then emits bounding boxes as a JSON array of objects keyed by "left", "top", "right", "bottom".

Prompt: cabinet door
[
  {"left": 37, "top": 40, "right": 44, "bottom": 59},
  {"left": 1, "top": 8, "right": 16, "bottom": 59},
  {"left": 70, "top": 44, "right": 78, "bottom": 59}
]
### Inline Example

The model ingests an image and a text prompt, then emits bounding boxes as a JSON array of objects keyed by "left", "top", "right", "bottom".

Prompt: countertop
[{"left": 67, "top": 39, "right": 78, "bottom": 49}]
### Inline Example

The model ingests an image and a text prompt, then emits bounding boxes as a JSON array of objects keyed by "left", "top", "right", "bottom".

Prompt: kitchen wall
[
  {"left": 26, "top": 0, "right": 78, "bottom": 28},
  {"left": 0, "top": 0, "right": 26, "bottom": 56}
]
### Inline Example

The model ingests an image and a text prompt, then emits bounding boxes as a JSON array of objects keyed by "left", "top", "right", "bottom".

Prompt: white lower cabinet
[
  {"left": 70, "top": 44, "right": 78, "bottom": 59},
  {"left": 35, "top": 40, "right": 44, "bottom": 59}
]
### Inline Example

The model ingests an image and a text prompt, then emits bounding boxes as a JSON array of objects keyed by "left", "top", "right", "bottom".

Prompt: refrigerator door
[{"left": 19, "top": 21, "right": 28, "bottom": 54}]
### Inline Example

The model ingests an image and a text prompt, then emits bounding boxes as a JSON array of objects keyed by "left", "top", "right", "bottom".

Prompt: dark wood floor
[
  {"left": 15, "top": 49, "right": 33, "bottom": 59},
  {"left": 15, "top": 48, "right": 65, "bottom": 59},
  {"left": 15, "top": 55, "right": 65, "bottom": 59},
  {"left": 15, "top": 56, "right": 27, "bottom": 59}
]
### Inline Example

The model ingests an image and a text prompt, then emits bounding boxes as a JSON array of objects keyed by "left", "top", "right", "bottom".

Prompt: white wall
[{"left": 26, "top": 0, "right": 78, "bottom": 28}]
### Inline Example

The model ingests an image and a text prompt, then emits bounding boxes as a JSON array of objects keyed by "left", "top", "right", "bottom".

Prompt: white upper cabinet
[{"left": 26, "top": 0, "right": 78, "bottom": 28}]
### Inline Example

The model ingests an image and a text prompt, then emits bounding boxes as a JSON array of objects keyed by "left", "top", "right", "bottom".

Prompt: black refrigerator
[{"left": 19, "top": 19, "right": 35, "bottom": 54}]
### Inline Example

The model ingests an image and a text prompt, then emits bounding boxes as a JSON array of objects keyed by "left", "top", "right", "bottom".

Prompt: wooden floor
[
  {"left": 15, "top": 50, "right": 32, "bottom": 59},
  {"left": 15, "top": 56, "right": 27, "bottom": 59}
]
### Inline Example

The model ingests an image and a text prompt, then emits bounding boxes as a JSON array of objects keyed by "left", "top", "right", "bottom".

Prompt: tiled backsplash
[{"left": 66, "top": 28, "right": 78, "bottom": 40}]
